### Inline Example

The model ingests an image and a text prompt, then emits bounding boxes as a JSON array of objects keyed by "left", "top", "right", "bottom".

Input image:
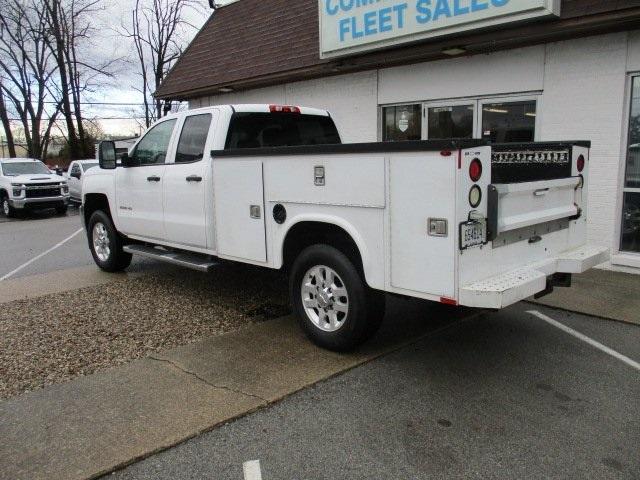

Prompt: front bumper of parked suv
[
  {"left": 9, "top": 182, "right": 70, "bottom": 210},
  {"left": 9, "top": 195, "right": 70, "bottom": 210}
]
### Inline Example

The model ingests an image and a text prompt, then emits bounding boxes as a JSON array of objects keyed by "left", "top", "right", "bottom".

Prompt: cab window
[
  {"left": 175, "top": 114, "right": 212, "bottom": 163},
  {"left": 225, "top": 113, "right": 340, "bottom": 149},
  {"left": 131, "top": 119, "right": 177, "bottom": 165}
]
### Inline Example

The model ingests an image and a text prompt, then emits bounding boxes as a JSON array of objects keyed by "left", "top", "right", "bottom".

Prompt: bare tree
[
  {"left": 0, "top": 0, "right": 61, "bottom": 160},
  {"left": 123, "top": 0, "right": 203, "bottom": 127},
  {"left": 0, "top": 80, "right": 16, "bottom": 157},
  {"left": 45, "top": 0, "right": 119, "bottom": 158}
]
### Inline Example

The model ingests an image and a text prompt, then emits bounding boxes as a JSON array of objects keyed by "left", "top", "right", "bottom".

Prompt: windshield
[
  {"left": 1, "top": 161, "right": 51, "bottom": 176},
  {"left": 82, "top": 163, "right": 99, "bottom": 172}
]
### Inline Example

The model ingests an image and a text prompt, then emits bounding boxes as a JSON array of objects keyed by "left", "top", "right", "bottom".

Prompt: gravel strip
[{"left": 0, "top": 263, "right": 290, "bottom": 400}]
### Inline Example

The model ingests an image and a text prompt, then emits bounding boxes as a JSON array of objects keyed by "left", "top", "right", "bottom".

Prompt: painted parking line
[
  {"left": 0, "top": 228, "right": 84, "bottom": 282},
  {"left": 528, "top": 310, "right": 640, "bottom": 372},
  {"left": 243, "top": 460, "right": 263, "bottom": 480}
]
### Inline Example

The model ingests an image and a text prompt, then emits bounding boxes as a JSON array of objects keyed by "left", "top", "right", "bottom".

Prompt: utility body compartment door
[
  {"left": 213, "top": 159, "right": 267, "bottom": 262},
  {"left": 389, "top": 152, "right": 456, "bottom": 298}
]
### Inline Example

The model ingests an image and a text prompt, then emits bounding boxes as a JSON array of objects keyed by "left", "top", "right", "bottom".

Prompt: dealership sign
[{"left": 319, "top": 0, "right": 560, "bottom": 58}]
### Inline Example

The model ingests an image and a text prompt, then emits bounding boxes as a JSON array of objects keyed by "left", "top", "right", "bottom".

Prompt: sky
[
  {"left": 2, "top": 0, "right": 241, "bottom": 143},
  {"left": 82, "top": 0, "right": 216, "bottom": 137}
]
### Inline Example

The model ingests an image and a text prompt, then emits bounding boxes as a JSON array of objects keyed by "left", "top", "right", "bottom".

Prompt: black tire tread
[
  {"left": 88, "top": 210, "right": 132, "bottom": 272},
  {"left": 289, "top": 244, "right": 385, "bottom": 352}
]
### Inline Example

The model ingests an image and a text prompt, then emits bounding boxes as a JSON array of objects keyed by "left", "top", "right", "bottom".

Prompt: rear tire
[
  {"left": 1, "top": 195, "right": 16, "bottom": 218},
  {"left": 88, "top": 210, "right": 132, "bottom": 272},
  {"left": 289, "top": 244, "right": 385, "bottom": 352}
]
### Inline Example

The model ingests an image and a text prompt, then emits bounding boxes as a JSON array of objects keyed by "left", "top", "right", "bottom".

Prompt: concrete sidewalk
[
  {"left": 0, "top": 300, "right": 474, "bottom": 480},
  {"left": 529, "top": 268, "right": 640, "bottom": 326}
]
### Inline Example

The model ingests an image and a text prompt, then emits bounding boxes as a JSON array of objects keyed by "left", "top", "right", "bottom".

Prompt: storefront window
[
  {"left": 428, "top": 105, "right": 474, "bottom": 139},
  {"left": 382, "top": 104, "right": 421, "bottom": 142},
  {"left": 621, "top": 76, "right": 640, "bottom": 254},
  {"left": 481, "top": 101, "right": 536, "bottom": 143}
]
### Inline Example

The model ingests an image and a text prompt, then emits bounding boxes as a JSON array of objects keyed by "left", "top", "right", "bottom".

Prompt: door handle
[
  {"left": 147, "top": 176, "right": 161, "bottom": 182},
  {"left": 534, "top": 188, "right": 549, "bottom": 197},
  {"left": 186, "top": 175, "right": 203, "bottom": 183}
]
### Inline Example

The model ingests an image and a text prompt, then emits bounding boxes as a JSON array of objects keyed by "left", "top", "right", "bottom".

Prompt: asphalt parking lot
[
  {"left": 0, "top": 206, "right": 156, "bottom": 280},
  {"left": 110, "top": 305, "right": 640, "bottom": 480},
  {"left": 1, "top": 210, "right": 639, "bottom": 480}
]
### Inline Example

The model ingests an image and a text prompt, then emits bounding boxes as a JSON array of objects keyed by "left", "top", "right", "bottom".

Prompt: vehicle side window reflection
[
  {"left": 176, "top": 114, "right": 212, "bottom": 163},
  {"left": 131, "top": 119, "right": 177, "bottom": 165}
]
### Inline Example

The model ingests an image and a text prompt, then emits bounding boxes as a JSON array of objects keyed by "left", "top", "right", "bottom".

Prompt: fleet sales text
[{"left": 326, "top": 0, "right": 511, "bottom": 42}]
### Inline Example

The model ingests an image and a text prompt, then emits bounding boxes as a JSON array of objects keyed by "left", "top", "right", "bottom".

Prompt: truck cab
[
  {"left": 82, "top": 104, "right": 609, "bottom": 351},
  {"left": 87, "top": 105, "right": 339, "bottom": 252}
]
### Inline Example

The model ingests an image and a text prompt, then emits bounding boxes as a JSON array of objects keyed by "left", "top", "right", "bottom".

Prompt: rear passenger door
[{"left": 162, "top": 111, "right": 216, "bottom": 248}]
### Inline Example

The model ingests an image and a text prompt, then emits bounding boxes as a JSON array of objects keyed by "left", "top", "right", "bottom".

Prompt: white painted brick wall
[
  {"left": 378, "top": 45, "right": 545, "bottom": 104},
  {"left": 539, "top": 33, "right": 629, "bottom": 256},
  {"left": 192, "top": 71, "right": 378, "bottom": 143}
]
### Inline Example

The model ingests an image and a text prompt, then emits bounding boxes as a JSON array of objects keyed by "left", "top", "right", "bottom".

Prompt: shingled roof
[
  {"left": 156, "top": 0, "right": 324, "bottom": 100},
  {"left": 156, "top": 0, "right": 640, "bottom": 100}
]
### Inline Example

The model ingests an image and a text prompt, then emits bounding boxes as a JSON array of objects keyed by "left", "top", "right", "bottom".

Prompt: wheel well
[
  {"left": 282, "top": 222, "right": 364, "bottom": 276},
  {"left": 0, "top": 189, "right": 7, "bottom": 199},
  {"left": 83, "top": 193, "right": 111, "bottom": 228}
]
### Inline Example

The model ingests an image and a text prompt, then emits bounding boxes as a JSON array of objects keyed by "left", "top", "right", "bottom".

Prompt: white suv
[{"left": 0, "top": 158, "right": 70, "bottom": 217}]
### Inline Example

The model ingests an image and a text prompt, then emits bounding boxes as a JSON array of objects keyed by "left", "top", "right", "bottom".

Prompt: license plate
[{"left": 460, "top": 221, "right": 486, "bottom": 249}]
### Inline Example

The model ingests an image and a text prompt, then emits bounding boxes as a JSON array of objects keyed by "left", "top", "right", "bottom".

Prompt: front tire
[
  {"left": 290, "top": 244, "right": 385, "bottom": 352},
  {"left": 55, "top": 205, "right": 68, "bottom": 215},
  {"left": 1, "top": 195, "right": 16, "bottom": 218},
  {"left": 88, "top": 210, "right": 132, "bottom": 272}
]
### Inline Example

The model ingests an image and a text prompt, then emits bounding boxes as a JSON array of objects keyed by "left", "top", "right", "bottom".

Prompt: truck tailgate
[
  {"left": 488, "top": 177, "right": 580, "bottom": 236},
  {"left": 457, "top": 142, "right": 608, "bottom": 308}
]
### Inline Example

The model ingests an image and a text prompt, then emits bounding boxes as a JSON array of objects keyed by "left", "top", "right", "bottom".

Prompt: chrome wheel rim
[
  {"left": 2, "top": 200, "right": 9, "bottom": 216},
  {"left": 301, "top": 265, "right": 349, "bottom": 332},
  {"left": 92, "top": 222, "right": 111, "bottom": 262}
]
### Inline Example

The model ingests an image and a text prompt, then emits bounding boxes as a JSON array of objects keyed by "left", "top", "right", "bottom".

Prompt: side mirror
[{"left": 98, "top": 141, "right": 117, "bottom": 169}]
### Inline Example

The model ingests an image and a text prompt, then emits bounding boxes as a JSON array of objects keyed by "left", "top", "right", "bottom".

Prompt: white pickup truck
[
  {"left": 0, "top": 158, "right": 70, "bottom": 217},
  {"left": 84, "top": 104, "right": 609, "bottom": 351}
]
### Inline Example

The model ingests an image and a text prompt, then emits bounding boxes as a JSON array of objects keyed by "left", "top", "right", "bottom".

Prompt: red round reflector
[
  {"left": 577, "top": 155, "right": 585, "bottom": 172},
  {"left": 469, "top": 159, "right": 482, "bottom": 182}
]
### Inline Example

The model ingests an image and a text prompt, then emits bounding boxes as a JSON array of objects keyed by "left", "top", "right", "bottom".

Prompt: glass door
[
  {"left": 621, "top": 75, "right": 640, "bottom": 254},
  {"left": 424, "top": 101, "right": 475, "bottom": 140}
]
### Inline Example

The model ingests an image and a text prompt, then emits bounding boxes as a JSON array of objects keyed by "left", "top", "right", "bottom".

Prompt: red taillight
[
  {"left": 269, "top": 104, "right": 301, "bottom": 114},
  {"left": 577, "top": 155, "right": 585, "bottom": 172},
  {"left": 469, "top": 159, "right": 482, "bottom": 182}
]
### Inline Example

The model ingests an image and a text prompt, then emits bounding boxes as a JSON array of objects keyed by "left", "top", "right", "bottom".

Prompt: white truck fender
[{"left": 274, "top": 212, "right": 377, "bottom": 287}]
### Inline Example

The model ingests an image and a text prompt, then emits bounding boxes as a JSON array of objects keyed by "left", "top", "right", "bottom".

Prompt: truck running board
[{"left": 123, "top": 245, "right": 219, "bottom": 272}]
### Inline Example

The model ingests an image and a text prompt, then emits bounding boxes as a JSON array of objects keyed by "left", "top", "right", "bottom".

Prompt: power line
[
  {"left": 10, "top": 101, "right": 155, "bottom": 106},
  {"left": 7, "top": 116, "right": 149, "bottom": 121}
]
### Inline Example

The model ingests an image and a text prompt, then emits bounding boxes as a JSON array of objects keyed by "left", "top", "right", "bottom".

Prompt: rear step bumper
[
  {"left": 459, "top": 245, "right": 610, "bottom": 309},
  {"left": 123, "top": 244, "right": 219, "bottom": 272}
]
